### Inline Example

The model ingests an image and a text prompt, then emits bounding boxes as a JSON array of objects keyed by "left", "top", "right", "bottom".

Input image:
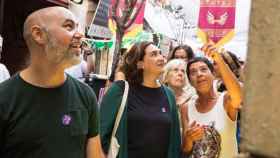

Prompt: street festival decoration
[
  {"left": 87, "top": 0, "right": 115, "bottom": 77},
  {"left": 88, "top": 0, "right": 113, "bottom": 38},
  {"left": 144, "top": 0, "right": 197, "bottom": 44},
  {"left": 84, "top": 38, "right": 114, "bottom": 77},
  {"left": 108, "top": 0, "right": 147, "bottom": 48},
  {"left": 197, "top": 0, "right": 236, "bottom": 47},
  {"left": 108, "top": 0, "right": 148, "bottom": 80},
  {"left": 69, "top": 0, "right": 88, "bottom": 34},
  {"left": 84, "top": 39, "right": 114, "bottom": 50},
  {"left": 144, "top": 0, "right": 251, "bottom": 60},
  {"left": 121, "top": 31, "right": 153, "bottom": 48}
]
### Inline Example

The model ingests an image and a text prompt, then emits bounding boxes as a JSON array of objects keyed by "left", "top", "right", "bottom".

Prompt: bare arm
[
  {"left": 202, "top": 44, "right": 243, "bottom": 120},
  {"left": 180, "top": 104, "right": 204, "bottom": 154},
  {"left": 87, "top": 135, "right": 106, "bottom": 158}
]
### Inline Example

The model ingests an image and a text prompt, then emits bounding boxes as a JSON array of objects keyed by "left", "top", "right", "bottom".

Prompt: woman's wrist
[
  {"left": 182, "top": 139, "right": 193, "bottom": 154},
  {"left": 182, "top": 131, "right": 194, "bottom": 153}
]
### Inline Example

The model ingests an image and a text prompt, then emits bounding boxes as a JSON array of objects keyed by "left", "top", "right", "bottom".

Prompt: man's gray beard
[{"left": 45, "top": 33, "right": 81, "bottom": 67}]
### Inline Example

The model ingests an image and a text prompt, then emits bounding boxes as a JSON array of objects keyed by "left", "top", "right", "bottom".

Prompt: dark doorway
[{"left": 1, "top": 0, "right": 61, "bottom": 75}]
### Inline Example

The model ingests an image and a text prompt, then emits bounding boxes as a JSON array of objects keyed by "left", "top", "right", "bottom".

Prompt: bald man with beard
[{"left": 0, "top": 7, "right": 104, "bottom": 158}]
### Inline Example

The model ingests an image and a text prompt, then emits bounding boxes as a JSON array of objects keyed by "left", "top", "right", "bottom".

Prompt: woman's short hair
[
  {"left": 169, "top": 44, "right": 194, "bottom": 61},
  {"left": 120, "top": 41, "right": 154, "bottom": 85},
  {"left": 186, "top": 57, "right": 214, "bottom": 80},
  {"left": 161, "top": 59, "right": 187, "bottom": 86}
]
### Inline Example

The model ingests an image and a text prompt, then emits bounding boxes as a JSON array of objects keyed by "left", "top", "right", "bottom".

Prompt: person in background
[
  {"left": 163, "top": 44, "right": 195, "bottom": 100},
  {"left": 161, "top": 59, "right": 200, "bottom": 155},
  {"left": 162, "top": 59, "right": 197, "bottom": 109},
  {"left": 97, "top": 48, "right": 127, "bottom": 104},
  {"left": 65, "top": 58, "right": 87, "bottom": 80},
  {"left": 100, "top": 41, "right": 181, "bottom": 158},
  {"left": 108, "top": 48, "right": 127, "bottom": 82},
  {"left": 0, "top": 7, "right": 104, "bottom": 158},
  {"left": 85, "top": 49, "right": 95, "bottom": 76},
  {"left": 238, "top": 59, "right": 246, "bottom": 83},
  {"left": 0, "top": 34, "right": 10, "bottom": 83},
  {"left": 213, "top": 50, "right": 243, "bottom": 92},
  {"left": 168, "top": 44, "right": 194, "bottom": 63}
]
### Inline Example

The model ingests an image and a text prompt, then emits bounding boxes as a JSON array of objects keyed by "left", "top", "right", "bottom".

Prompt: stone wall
[{"left": 241, "top": 0, "right": 280, "bottom": 157}]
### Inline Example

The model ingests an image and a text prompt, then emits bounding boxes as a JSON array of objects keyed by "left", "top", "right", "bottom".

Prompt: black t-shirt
[
  {"left": 127, "top": 84, "right": 171, "bottom": 158},
  {"left": 0, "top": 74, "right": 99, "bottom": 158}
]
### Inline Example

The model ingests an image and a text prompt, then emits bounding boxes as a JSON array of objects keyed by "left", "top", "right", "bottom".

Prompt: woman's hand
[
  {"left": 201, "top": 43, "right": 222, "bottom": 61},
  {"left": 181, "top": 120, "right": 205, "bottom": 153},
  {"left": 185, "top": 121, "right": 204, "bottom": 143},
  {"left": 180, "top": 104, "right": 204, "bottom": 153}
]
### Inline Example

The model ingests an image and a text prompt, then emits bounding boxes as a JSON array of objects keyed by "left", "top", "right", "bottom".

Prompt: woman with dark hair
[
  {"left": 213, "top": 50, "right": 244, "bottom": 92},
  {"left": 169, "top": 44, "right": 194, "bottom": 63},
  {"left": 100, "top": 41, "right": 181, "bottom": 158},
  {"left": 181, "top": 43, "right": 243, "bottom": 158}
]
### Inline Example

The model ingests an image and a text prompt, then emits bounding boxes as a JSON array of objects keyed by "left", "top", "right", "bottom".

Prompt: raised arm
[{"left": 202, "top": 43, "right": 243, "bottom": 120}]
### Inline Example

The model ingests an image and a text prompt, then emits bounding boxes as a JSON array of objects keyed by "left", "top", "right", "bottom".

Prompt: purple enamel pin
[{"left": 62, "top": 114, "right": 72, "bottom": 125}]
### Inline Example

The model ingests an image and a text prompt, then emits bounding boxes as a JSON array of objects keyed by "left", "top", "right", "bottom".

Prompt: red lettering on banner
[{"left": 200, "top": 0, "right": 235, "bottom": 7}]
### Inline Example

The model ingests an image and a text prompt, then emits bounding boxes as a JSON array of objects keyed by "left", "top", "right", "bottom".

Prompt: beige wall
[{"left": 241, "top": 0, "right": 280, "bottom": 157}]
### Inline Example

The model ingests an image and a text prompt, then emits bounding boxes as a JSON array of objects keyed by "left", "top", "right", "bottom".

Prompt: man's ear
[
  {"left": 30, "top": 25, "right": 47, "bottom": 45},
  {"left": 137, "top": 61, "right": 144, "bottom": 69}
]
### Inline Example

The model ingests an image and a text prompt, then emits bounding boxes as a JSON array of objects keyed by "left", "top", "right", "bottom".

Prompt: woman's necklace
[{"left": 196, "top": 94, "right": 219, "bottom": 112}]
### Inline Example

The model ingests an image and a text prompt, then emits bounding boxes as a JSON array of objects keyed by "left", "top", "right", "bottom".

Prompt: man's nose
[{"left": 73, "top": 31, "right": 84, "bottom": 39}]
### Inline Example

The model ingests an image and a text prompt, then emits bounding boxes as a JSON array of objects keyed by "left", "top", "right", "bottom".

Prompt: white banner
[
  {"left": 144, "top": 0, "right": 251, "bottom": 60},
  {"left": 69, "top": 0, "right": 88, "bottom": 34}
]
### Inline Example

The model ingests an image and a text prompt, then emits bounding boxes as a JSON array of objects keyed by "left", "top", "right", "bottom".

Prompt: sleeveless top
[{"left": 188, "top": 92, "right": 238, "bottom": 158}]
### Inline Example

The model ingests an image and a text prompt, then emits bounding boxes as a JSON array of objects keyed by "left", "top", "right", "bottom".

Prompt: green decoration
[{"left": 85, "top": 39, "right": 114, "bottom": 50}]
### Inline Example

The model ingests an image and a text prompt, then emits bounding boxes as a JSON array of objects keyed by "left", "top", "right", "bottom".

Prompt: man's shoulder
[
  {"left": 67, "top": 75, "right": 92, "bottom": 92},
  {"left": 66, "top": 75, "right": 97, "bottom": 102},
  {"left": 0, "top": 75, "right": 19, "bottom": 108}
]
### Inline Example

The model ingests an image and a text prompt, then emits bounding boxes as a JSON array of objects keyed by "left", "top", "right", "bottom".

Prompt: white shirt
[
  {"left": 188, "top": 92, "right": 238, "bottom": 158},
  {"left": 65, "top": 60, "right": 87, "bottom": 81},
  {"left": 0, "top": 63, "right": 10, "bottom": 83}
]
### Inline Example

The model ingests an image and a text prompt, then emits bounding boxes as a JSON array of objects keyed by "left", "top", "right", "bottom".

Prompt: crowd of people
[{"left": 0, "top": 6, "right": 245, "bottom": 158}]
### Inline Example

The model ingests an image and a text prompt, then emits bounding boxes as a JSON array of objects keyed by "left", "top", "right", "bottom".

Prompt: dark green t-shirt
[{"left": 0, "top": 74, "right": 99, "bottom": 158}]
